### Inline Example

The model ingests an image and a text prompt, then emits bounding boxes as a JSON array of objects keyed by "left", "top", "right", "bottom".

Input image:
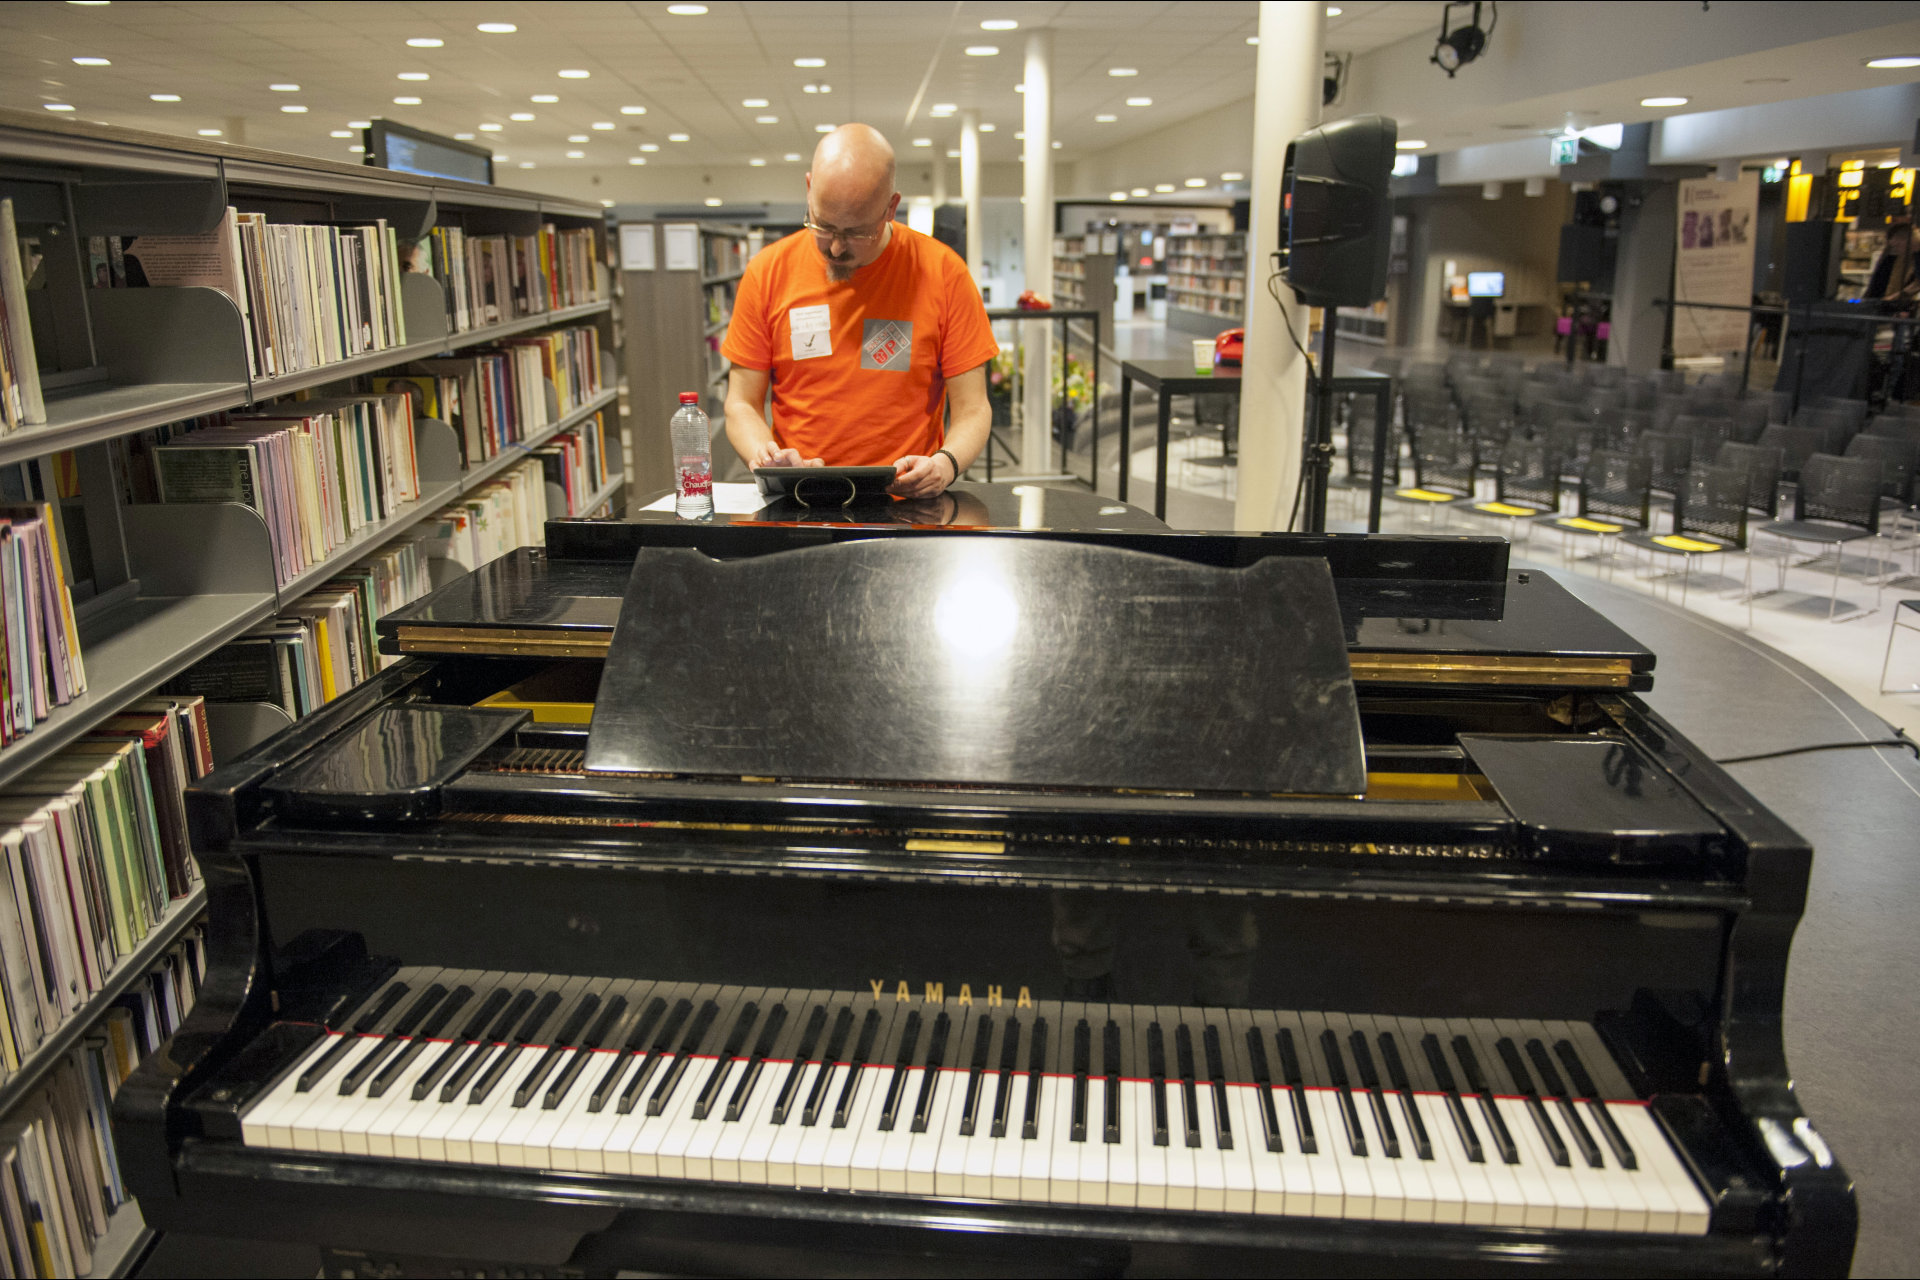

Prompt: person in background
[
  {"left": 721, "top": 124, "right": 997, "bottom": 498},
  {"left": 1865, "top": 219, "right": 1918, "bottom": 303}
]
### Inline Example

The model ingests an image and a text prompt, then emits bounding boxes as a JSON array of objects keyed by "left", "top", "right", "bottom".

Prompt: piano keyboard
[{"left": 238, "top": 969, "right": 1710, "bottom": 1234}]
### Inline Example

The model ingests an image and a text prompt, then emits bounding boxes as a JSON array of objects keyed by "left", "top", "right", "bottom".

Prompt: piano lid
[{"left": 583, "top": 536, "right": 1367, "bottom": 796}]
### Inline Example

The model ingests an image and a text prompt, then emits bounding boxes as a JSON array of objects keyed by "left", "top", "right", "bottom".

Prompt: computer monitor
[
  {"left": 364, "top": 119, "right": 493, "bottom": 185},
  {"left": 1467, "top": 271, "right": 1505, "bottom": 298}
]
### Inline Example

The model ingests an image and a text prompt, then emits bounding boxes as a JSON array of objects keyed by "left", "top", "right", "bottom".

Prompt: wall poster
[{"left": 1672, "top": 173, "right": 1759, "bottom": 360}]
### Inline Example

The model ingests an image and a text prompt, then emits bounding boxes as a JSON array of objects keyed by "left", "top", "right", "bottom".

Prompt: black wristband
[{"left": 935, "top": 448, "right": 961, "bottom": 482}]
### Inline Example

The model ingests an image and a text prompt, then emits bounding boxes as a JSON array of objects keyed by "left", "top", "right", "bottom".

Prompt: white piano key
[
  {"left": 1407, "top": 1092, "right": 1474, "bottom": 1226},
  {"left": 1017, "top": 1069, "right": 1056, "bottom": 1203},
  {"left": 1611, "top": 1103, "right": 1712, "bottom": 1235},
  {"left": 789, "top": 1061, "right": 844, "bottom": 1189},
  {"left": 715, "top": 1049, "right": 784, "bottom": 1185},
  {"left": 289, "top": 1037, "right": 397, "bottom": 1155},
  {"left": 1187, "top": 1082, "right": 1229, "bottom": 1213},
  {"left": 1101, "top": 1075, "right": 1139, "bottom": 1209},
  {"left": 960, "top": 1066, "right": 1002, "bottom": 1199},
  {"left": 989, "top": 1071, "right": 1029, "bottom": 1200},
  {"left": 241, "top": 1033, "right": 339, "bottom": 1151},
  {"left": 1130, "top": 1079, "right": 1167, "bottom": 1210},
  {"left": 763, "top": 1061, "right": 822, "bottom": 1187}
]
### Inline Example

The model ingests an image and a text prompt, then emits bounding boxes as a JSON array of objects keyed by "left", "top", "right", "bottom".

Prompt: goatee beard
[{"left": 826, "top": 260, "right": 855, "bottom": 282}]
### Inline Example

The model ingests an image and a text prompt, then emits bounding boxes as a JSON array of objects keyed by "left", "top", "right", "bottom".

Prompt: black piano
[{"left": 117, "top": 484, "right": 1856, "bottom": 1276}]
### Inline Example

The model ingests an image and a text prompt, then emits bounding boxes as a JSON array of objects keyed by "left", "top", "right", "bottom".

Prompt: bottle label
[{"left": 678, "top": 465, "right": 712, "bottom": 499}]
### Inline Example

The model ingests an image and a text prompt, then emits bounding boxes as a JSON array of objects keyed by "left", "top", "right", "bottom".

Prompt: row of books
[
  {"left": 0, "top": 926, "right": 202, "bottom": 1278},
  {"left": 373, "top": 325, "right": 604, "bottom": 470},
  {"left": 423, "top": 224, "right": 605, "bottom": 334},
  {"left": 0, "top": 202, "right": 44, "bottom": 435},
  {"left": 0, "top": 697, "right": 208, "bottom": 1076},
  {"left": 703, "top": 233, "right": 747, "bottom": 280},
  {"left": 0, "top": 501, "right": 86, "bottom": 747},
  {"left": 535, "top": 413, "right": 613, "bottom": 518}
]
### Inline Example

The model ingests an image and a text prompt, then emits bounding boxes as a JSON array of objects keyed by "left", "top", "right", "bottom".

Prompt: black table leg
[
  {"left": 1091, "top": 317, "right": 1101, "bottom": 494},
  {"left": 1155, "top": 388, "right": 1173, "bottom": 521},
  {"left": 1367, "top": 384, "right": 1391, "bottom": 533},
  {"left": 1119, "top": 372, "right": 1133, "bottom": 503}
]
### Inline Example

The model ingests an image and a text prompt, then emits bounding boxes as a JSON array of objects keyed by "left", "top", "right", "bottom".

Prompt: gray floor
[{"left": 1539, "top": 565, "right": 1920, "bottom": 1278}]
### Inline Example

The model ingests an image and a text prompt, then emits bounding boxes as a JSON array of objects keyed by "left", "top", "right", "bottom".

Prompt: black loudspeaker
[
  {"left": 1557, "top": 224, "right": 1606, "bottom": 283},
  {"left": 1281, "top": 114, "right": 1396, "bottom": 308}
]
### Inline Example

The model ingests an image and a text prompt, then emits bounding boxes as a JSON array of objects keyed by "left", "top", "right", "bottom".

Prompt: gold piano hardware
[
  {"left": 1348, "top": 652, "right": 1635, "bottom": 688},
  {"left": 866, "top": 980, "right": 1033, "bottom": 1007},
  {"left": 393, "top": 625, "right": 613, "bottom": 659},
  {"left": 905, "top": 837, "right": 1007, "bottom": 854}
]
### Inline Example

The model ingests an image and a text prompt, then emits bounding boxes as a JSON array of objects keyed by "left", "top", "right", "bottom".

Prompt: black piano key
[
  {"left": 1375, "top": 1032, "right": 1433, "bottom": 1161},
  {"left": 589, "top": 995, "right": 668, "bottom": 1114},
  {"left": 1346, "top": 1031, "right": 1398, "bottom": 1158},
  {"left": 723, "top": 1002, "right": 788, "bottom": 1122},
  {"left": 1068, "top": 1020, "right": 1091, "bottom": 1144},
  {"left": 647, "top": 998, "right": 722, "bottom": 1117},
  {"left": 1526, "top": 1039, "right": 1602, "bottom": 1169},
  {"left": 1275, "top": 1028, "right": 1316, "bottom": 1154},
  {"left": 877, "top": 1010, "right": 923, "bottom": 1134},
  {"left": 414, "top": 987, "right": 509, "bottom": 1101},
  {"left": 543, "top": 995, "right": 629, "bottom": 1110},
  {"left": 831, "top": 1008, "right": 880, "bottom": 1129},
  {"left": 513, "top": 993, "right": 603, "bottom": 1107},
  {"left": 1245, "top": 1028, "right": 1283, "bottom": 1153},
  {"left": 770, "top": 1004, "right": 828, "bottom": 1126},
  {"left": 1021, "top": 1018, "right": 1048, "bottom": 1140},
  {"left": 1175, "top": 1024, "right": 1201, "bottom": 1150},
  {"left": 1420, "top": 1032, "right": 1484, "bottom": 1163},
  {"left": 1496, "top": 1037, "right": 1569, "bottom": 1167},
  {"left": 617, "top": 997, "right": 693, "bottom": 1116},
  {"left": 371, "top": 985, "right": 474, "bottom": 1100},
  {"left": 1450, "top": 1034, "right": 1519, "bottom": 1165},
  {"left": 1102, "top": 1020, "right": 1123, "bottom": 1145},
  {"left": 959, "top": 1015, "right": 994, "bottom": 1137},
  {"left": 297, "top": 981, "right": 410, "bottom": 1093},
  {"left": 990, "top": 1017, "right": 1020, "bottom": 1139},
  {"left": 1148, "top": 1023, "right": 1170, "bottom": 1148},
  {"left": 1554, "top": 1038, "right": 1637, "bottom": 1170},
  {"left": 441, "top": 989, "right": 536, "bottom": 1103},
  {"left": 470, "top": 990, "right": 562, "bottom": 1104},
  {"left": 696, "top": 1001, "right": 762, "bottom": 1122},
  {"left": 1318, "top": 1029, "right": 1367, "bottom": 1158},
  {"left": 910, "top": 1011, "right": 951, "bottom": 1134},
  {"left": 339, "top": 983, "right": 450, "bottom": 1096},
  {"left": 801, "top": 1006, "right": 855, "bottom": 1127},
  {"left": 1202, "top": 1024, "right": 1233, "bottom": 1151}
]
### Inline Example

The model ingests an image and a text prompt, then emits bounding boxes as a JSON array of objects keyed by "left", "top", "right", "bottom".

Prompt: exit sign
[{"left": 1551, "top": 136, "right": 1579, "bottom": 167}]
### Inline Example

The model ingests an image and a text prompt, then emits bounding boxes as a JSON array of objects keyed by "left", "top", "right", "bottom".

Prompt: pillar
[
  {"left": 1236, "top": 1, "right": 1326, "bottom": 532},
  {"left": 1021, "top": 29, "right": 1055, "bottom": 475},
  {"left": 961, "top": 109, "right": 983, "bottom": 276}
]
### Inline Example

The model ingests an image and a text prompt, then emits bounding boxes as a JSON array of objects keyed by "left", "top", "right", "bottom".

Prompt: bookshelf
[
  {"left": 1164, "top": 231, "right": 1249, "bottom": 336},
  {"left": 1051, "top": 235, "right": 1118, "bottom": 319},
  {"left": 0, "top": 106, "right": 625, "bottom": 1277}
]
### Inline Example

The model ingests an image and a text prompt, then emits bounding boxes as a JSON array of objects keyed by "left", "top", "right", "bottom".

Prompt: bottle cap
[{"left": 678, "top": 391, "right": 700, "bottom": 404}]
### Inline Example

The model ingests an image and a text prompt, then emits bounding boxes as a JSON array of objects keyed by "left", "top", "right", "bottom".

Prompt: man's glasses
[{"left": 803, "top": 212, "right": 888, "bottom": 244}]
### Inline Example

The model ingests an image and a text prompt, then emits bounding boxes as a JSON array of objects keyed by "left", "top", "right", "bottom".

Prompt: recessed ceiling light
[
  {"left": 1154, "top": 183, "right": 1175, "bottom": 192},
  {"left": 454, "top": 132, "right": 475, "bottom": 140},
  {"left": 566, "top": 150, "right": 585, "bottom": 158},
  {"left": 621, "top": 105, "right": 648, "bottom": 114},
  {"left": 946, "top": 148, "right": 960, "bottom": 158},
  {"left": 519, "top": 161, "right": 535, "bottom": 168},
  {"left": 44, "top": 103, "right": 75, "bottom": 112},
  {"left": 477, "top": 23, "right": 516, "bottom": 34},
  {"left": 931, "top": 103, "right": 956, "bottom": 115},
  {"left": 705, "top": 198, "right": 723, "bottom": 207},
  {"left": 1247, "top": 36, "right": 1259, "bottom": 45},
  {"left": 558, "top": 69, "right": 590, "bottom": 79},
  {"left": 1184, "top": 177, "right": 1206, "bottom": 187},
  {"left": 72, "top": 56, "right": 110, "bottom": 66},
  {"left": 640, "top": 142, "right": 660, "bottom": 151},
  {"left": 1868, "top": 56, "right": 1920, "bottom": 69},
  {"left": 1014, "top": 131, "right": 1024, "bottom": 140},
  {"left": 492, "top": 153, "right": 507, "bottom": 160},
  {"left": 795, "top": 57, "right": 826, "bottom": 68},
  {"left": 966, "top": 45, "right": 999, "bottom": 56},
  {"left": 982, "top": 19, "right": 1017, "bottom": 30},
  {"left": 150, "top": 93, "right": 181, "bottom": 102},
  {"left": 1396, "top": 139, "right": 1427, "bottom": 149},
  {"left": 391, "top": 97, "right": 419, "bottom": 106},
  {"left": 756, "top": 115, "right": 779, "bottom": 124},
  {"left": 330, "top": 129, "right": 353, "bottom": 138},
  {"left": 398, "top": 71, "right": 429, "bottom": 81},
  {"left": 979, "top": 123, "right": 996, "bottom": 132},
  {"left": 1052, "top": 140, "right": 1062, "bottom": 149},
  {"left": 349, "top": 145, "right": 364, "bottom": 153},
  {"left": 785, "top": 152, "right": 802, "bottom": 161},
  {"left": 1094, "top": 114, "right": 1117, "bottom": 122},
  {"left": 1109, "top": 191, "right": 1127, "bottom": 200},
  {"left": 1108, "top": 67, "right": 1138, "bottom": 77},
  {"left": 568, "top": 134, "right": 589, "bottom": 142},
  {"left": 600, "top": 199, "right": 615, "bottom": 207},
  {"left": 510, "top": 111, "right": 535, "bottom": 121},
  {"left": 628, "top": 156, "right": 646, "bottom": 165},
  {"left": 1640, "top": 96, "right": 1689, "bottom": 107},
  {"left": 668, "top": 3, "right": 709, "bottom": 13},
  {"left": 283, "top": 104, "right": 310, "bottom": 113},
  {"left": 349, "top": 120, "right": 371, "bottom": 128},
  {"left": 750, "top": 157, "right": 767, "bottom": 166},
  {"left": 479, "top": 122, "right": 503, "bottom": 131},
  {"left": 1126, "top": 97, "right": 1152, "bottom": 107},
  {"left": 592, "top": 121, "right": 614, "bottom": 130},
  {"left": 1221, "top": 171, "right": 1245, "bottom": 181},
  {"left": 913, "top": 138, "right": 932, "bottom": 147},
  {"left": 743, "top": 98, "right": 769, "bottom": 108},
  {"left": 1327, "top": 5, "right": 1342, "bottom": 14},
  {"left": 815, "top": 123, "right": 835, "bottom": 133},
  {"left": 407, "top": 37, "right": 444, "bottom": 48},
  {"left": 198, "top": 127, "right": 223, "bottom": 136},
  {"left": 270, "top": 83, "right": 300, "bottom": 92},
  {"left": 1130, "top": 187, "right": 1149, "bottom": 197},
  {"left": 668, "top": 132, "right": 689, "bottom": 141}
]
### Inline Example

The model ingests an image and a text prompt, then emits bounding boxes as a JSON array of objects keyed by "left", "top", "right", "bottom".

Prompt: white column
[
  {"left": 1021, "top": 29, "right": 1056, "bottom": 475},
  {"left": 961, "top": 109, "right": 983, "bottom": 276},
  {"left": 1235, "top": 1, "right": 1326, "bottom": 532}
]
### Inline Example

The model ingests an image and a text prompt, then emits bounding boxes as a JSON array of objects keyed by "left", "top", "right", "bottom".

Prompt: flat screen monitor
[
  {"left": 1467, "top": 270, "right": 1505, "bottom": 298},
  {"left": 364, "top": 119, "right": 493, "bottom": 185}
]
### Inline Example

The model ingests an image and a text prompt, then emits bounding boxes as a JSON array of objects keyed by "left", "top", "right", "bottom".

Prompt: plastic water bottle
[{"left": 670, "top": 391, "right": 714, "bottom": 518}]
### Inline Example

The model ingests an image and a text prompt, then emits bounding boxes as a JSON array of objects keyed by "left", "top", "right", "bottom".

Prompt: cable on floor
[{"left": 1716, "top": 727, "right": 1919, "bottom": 765}]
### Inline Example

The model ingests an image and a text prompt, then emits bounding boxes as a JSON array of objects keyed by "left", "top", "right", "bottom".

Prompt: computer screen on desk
[{"left": 1467, "top": 271, "right": 1505, "bottom": 298}]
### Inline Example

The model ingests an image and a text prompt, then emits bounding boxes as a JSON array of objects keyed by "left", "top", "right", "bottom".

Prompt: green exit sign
[{"left": 1551, "top": 136, "right": 1579, "bottom": 167}]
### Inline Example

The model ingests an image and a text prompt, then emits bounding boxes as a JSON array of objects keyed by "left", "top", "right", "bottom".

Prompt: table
[
  {"left": 983, "top": 308, "right": 1102, "bottom": 480},
  {"left": 1313, "top": 367, "right": 1395, "bottom": 533}
]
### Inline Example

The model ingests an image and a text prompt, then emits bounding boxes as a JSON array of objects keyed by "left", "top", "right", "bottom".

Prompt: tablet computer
[{"left": 753, "top": 465, "right": 898, "bottom": 506}]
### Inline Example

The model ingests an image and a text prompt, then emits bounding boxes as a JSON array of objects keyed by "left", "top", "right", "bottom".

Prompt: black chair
[
  {"left": 1625, "top": 464, "right": 1753, "bottom": 617},
  {"left": 1863, "top": 417, "right": 1920, "bottom": 449},
  {"left": 1727, "top": 398, "right": 1770, "bottom": 444},
  {"left": 1623, "top": 378, "right": 1660, "bottom": 411},
  {"left": 1652, "top": 393, "right": 1690, "bottom": 433},
  {"left": 1844, "top": 433, "right": 1919, "bottom": 508},
  {"left": 1792, "top": 404, "right": 1856, "bottom": 454},
  {"left": 1535, "top": 450, "right": 1652, "bottom": 571},
  {"left": 1344, "top": 402, "right": 1401, "bottom": 490},
  {"left": 1715, "top": 441, "right": 1786, "bottom": 520},
  {"left": 1546, "top": 418, "right": 1597, "bottom": 485},
  {"left": 1756, "top": 452, "right": 1885, "bottom": 620},
  {"left": 1636, "top": 430, "right": 1693, "bottom": 498},
  {"left": 1464, "top": 439, "right": 1562, "bottom": 534},
  {"left": 1392, "top": 427, "right": 1477, "bottom": 523},
  {"left": 1756, "top": 424, "right": 1823, "bottom": 483},
  {"left": 1675, "top": 412, "right": 1736, "bottom": 457},
  {"left": 1813, "top": 395, "right": 1869, "bottom": 438},
  {"left": 1763, "top": 389, "right": 1794, "bottom": 425}
]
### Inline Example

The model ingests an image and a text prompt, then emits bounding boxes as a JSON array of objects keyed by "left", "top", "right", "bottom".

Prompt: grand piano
[{"left": 116, "top": 484, "right": 1856, "bottom": 1276}]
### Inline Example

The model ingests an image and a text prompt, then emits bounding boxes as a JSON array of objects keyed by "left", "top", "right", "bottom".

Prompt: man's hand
[
  {"left": 749, "top": 441, "right": 824, "bottom": 469},
  {"left": 891, "top": 452, "right": 955, "bottom": 498}
]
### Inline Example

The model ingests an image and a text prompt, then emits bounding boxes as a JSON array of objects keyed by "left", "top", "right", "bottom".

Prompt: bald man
[{"left": 722, "top": 124, "right": 997, "bottom": 498}]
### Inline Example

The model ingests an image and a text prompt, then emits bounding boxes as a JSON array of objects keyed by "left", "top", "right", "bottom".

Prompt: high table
[{"left": 1311, "top": 366, "right": 1395, "bottom": 533}]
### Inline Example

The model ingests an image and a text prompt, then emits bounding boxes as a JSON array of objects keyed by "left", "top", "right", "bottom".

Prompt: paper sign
[
  {"left": 619, "top": 224, "right": 655, "bottom": 271},
  {"left": 663, "top": 223, "right": 699, "bottom": 271}
]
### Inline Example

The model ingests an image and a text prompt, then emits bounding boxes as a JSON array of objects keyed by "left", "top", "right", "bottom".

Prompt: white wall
[{"left": 1652, "top": 82, "right": 1920, "bottom": 163}]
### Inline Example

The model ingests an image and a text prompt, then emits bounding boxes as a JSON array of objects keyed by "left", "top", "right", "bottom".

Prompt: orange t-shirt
[{"left": 721, "top": 224, "right": 1000, "bottom": 466}]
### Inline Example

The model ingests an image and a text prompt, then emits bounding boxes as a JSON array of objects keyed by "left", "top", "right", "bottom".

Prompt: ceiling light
[
  {"left": 1154, "top": 183, "right": 1175, "bottom": 193},
  {"left": 983, "top": 19, "right": 1017, "bottom": 30},
  {"left": 1184, "top": 177, "right": 1206, "bottom": 187},
  {"left": 1014, "top": 131, "right": 1024, "bottom": 140},
  {"left": 640, "top": 143, "right": 660, "bottom": 151},
  {"left": 68, "top": 1, "right": 112, "bottom": 5},
  {"left": 1094, "top": 114, "right": 1116, "bottom": 123},
  {"left": 600, "top": 199, "right": 615, "bottom": 207},
  {"left": 72, "top": 56, "right": 110, "bottom": 66},
  {"left": 568, "top": 134, "right": 589, "bottom": 142},
  {"left": 750, "top": 157, "right": 767, "bottom": 166},
  {"left": 407, "top": 37, "right": 444, "bottom": 48},
  {"left": 533, "top": 94, "right": 557, "bottom": 103},
  {"left": 44, "top": 103, "right": 75, "bottom": 112},
  {"left": 1327, "top": 5, "right": 1342, "bottom": 13},
  {"left": 398, "top": 71, "right": 429, "bottom": 81},
  {"left": 1221, "top": 171, "right": 1245, "bottom": 181},
  {"left": 391, "top": 97, "right": 419, "bottom": 106},
  {"left": 519, "top": 161, "right": 535, "bottom": 168},
  {"left": 1126, "top": 97, "right": 1152, "bottom": 107},
  {"left": 966, "top": 46, "right": 999, "bottom": 56},
  {"left": 477, "top": 23, "right": 516, "bottom": 34},
  {"left": 566, "top": 150, "right": 585, "bottom": 158},
  {"left": 1247, "top": 36, "right": 1259, "bottom": 45},
  {"left": 979, "top": 123, "right": 996, "bottom": 132},
  {"left": 510, "top": 111, "right": 535, "bottom": 121},
  {"left": 1130, "top": 187, "right": 1149, "bottom": 197},
  {"left": 492, "top": 153, "right": 507, "bottom": 160},
  {"left": 270, "top": 83, "right": 300, "bottom": 91},
  {"left": 558, "top": 69, "right": 590, "bottom": 79},
  {"left": 621, "top": 105, "right": 648, "bottom": 114},
  {"left": 283, "top": 104, "right": 310, "bottom": 113},
  {"left": 198, "top": 127, "right": 222, "bottom": 136},
  {"left": 349, "top": 145, "right": 364, "bottom": 153},
  {"left": 743, "top": 98, "right": 769, "bottom": 108},
  {"left": 454, "top": 132, "right": 475, "bottom": 140},
  {"left": 330, "top": 129, "right": 353, "bottom": 138},
  {"left": 628, "top": 156, "right": 646, "bottom": 165},
  {"left": 1396, "top": 139, "right": 1427, "bottom": 149},
  {"left": 756, "top": 115, "right": 779, "bottom": 123},
  {"left": 785, "top": 152, "right": 802, "bottom": 161},
  {"left": 668, "top": 3, "right": 709, "bottom": 13},
  {"left": 1640, "top": 96, "right": 1688, "bottom": 107},
  {"left": 1109, "top": 191, "right": 1127, "bottom": 201},
  {"left": 795, "top": 57, "right": 826, "bottom": 68},
  {"left": 668, "top": 132, "right": 689, "bottom": 141},
  {"left": 1015, "top": 84, "right": 1026, "bottom": 93},
  {"left": 945, "top": 148, "right": 960, "bottom": 158},
  {"left": 150, "top": 93, "right": 181, "bottom": 102},
  {"left": 1109, "top": 67, "right": 1138, "bottom": 77},
  {"left": 1867, "top": 56, "right": 1920, "bottom": 69},
  {"left": 815, "top": 123, "right": 835, "bottom": 133},
  {"left": 1052, "top": 140, "right": 1062, "bottom": 149},
  {"left": 349, "top": 120, "right": 371, "bottom": 128},
  {"left": 593, "top": 121, "right": 614, "bottom": 130},
  {"left": 912, "top": 138, "right": 932, "bottom": 147},
  {"left": 705, "top": 198, "right": 723, "bottom": 207},
  {"left": 1431, "top": 8, "right": 1490, "bottom": 77},
  {"left": 479, "top": 122, "right": 503, "bottom": 131}
]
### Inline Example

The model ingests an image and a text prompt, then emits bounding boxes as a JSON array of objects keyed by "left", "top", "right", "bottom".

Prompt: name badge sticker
[{"left": 790, "top": 304, "right": 832, "bottom": 361}]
